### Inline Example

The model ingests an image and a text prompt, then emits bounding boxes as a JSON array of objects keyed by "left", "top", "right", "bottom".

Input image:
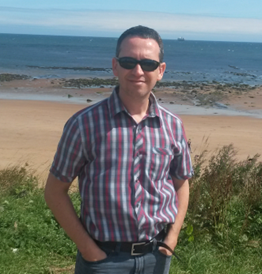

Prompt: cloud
[{"left": 0, "top": 7, "right": 262, "bottom": 42}]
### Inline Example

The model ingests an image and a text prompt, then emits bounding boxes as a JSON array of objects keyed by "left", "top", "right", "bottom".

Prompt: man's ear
[
  {"left": 112, "top": 57, "right": 118, "bottom": 77},
  {"left": 157, "top": 62, "right": 166, "bottom": 81}
]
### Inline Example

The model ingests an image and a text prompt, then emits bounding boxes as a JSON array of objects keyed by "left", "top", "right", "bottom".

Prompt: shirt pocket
[{"left": 149, "top": 147, "right": 173, "bottom": 181}]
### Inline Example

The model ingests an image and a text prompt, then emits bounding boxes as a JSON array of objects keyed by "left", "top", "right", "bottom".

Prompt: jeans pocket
[
  {"left": 75, "top": 250, "right": 112, "bottom": 274},
  {"left": 151, "top": 248, "right": 172, "bottom": 274}
]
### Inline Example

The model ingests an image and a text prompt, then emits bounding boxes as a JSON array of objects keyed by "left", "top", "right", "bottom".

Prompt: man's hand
[
  {"left": 158, "top": 234, "right": 178, "bottom": 256},
  {"left": 81, "top": 246, "right": 107, "bottom": 262},
  {"left": 158, "top": 247, "right": 173, "bottom": 256}
]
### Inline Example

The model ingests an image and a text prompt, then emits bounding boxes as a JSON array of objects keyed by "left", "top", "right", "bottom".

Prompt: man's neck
[{"left": 118, "top": 91, "right": 150, "bottom": 124}]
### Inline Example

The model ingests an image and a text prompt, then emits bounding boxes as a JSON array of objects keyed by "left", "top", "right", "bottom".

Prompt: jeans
[{"left": 74, "top": 244, "right": 172, "bottom": 274}]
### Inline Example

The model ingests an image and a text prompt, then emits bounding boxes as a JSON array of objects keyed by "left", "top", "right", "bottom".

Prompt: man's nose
[{"left": 132, "top": 64, "right": 144, "bottom": 75}]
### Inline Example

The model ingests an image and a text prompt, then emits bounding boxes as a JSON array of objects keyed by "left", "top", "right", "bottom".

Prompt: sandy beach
[{"left": 1, "top": 78, "right": 262, "bottom": 182}]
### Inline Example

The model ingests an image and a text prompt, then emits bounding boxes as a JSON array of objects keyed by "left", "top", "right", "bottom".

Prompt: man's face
[{"left": 112, "top": 36, "right": 166, "bottom": 101}]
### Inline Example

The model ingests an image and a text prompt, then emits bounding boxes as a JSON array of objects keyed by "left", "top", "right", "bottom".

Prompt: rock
[
  {"left": 194, "top": 99, "right": 202, "bottom": 106},
  {"left": 86, "top": 99, "right": 92, "bottom": 102},
  {"left": 169, "top": 101, "right": 175, "bottom": 104},
  {"left": 213, "top": 102, "right": 228, "bottom": 109},
  {"left": 189, "top": 89, "right": 198, "bottom": 94}
]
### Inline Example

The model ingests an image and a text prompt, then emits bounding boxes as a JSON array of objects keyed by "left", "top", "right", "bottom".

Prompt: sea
[{"left": 1, "top": 33, "right": 262, "bottom": 86}]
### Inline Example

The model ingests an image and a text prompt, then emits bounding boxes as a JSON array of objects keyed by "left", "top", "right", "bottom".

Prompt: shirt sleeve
[
  {"left": 50, "top": 116, "right": 86, "bottom": 183},
  {"left": 169, "top": 120, "right": 193, "bottom": 180}
]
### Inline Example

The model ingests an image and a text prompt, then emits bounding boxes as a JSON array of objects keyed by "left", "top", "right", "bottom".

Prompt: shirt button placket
[{"left": 137, "top": 124, "right": 141, "bottom": 134}]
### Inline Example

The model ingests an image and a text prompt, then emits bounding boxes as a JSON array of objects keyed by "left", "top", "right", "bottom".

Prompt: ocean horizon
[{"left": 1, "top": 33, "right": 262, "bottom": 86}]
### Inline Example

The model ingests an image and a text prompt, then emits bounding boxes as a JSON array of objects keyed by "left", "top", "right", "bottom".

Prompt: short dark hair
[{"left": 116, "top": 25, "right": 164, "bottom": 62}]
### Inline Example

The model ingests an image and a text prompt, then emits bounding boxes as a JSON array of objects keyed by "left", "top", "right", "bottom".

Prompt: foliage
[
  {"left": 0, "top": 166, "right": 80, "bottom": 273},
  {"left": 0, "top": 164, "right": 39, "bottom": 197},
  {"left": 0, "top": 146, "right": 261, "bottom": 273},
  {"left": 177, "top": 144, "right": 262, "bottom": 273}
]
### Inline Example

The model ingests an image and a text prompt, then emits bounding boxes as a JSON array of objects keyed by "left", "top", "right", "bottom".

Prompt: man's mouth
[{"left": 129, "top": 79, "right": 145, "bottom": 83}]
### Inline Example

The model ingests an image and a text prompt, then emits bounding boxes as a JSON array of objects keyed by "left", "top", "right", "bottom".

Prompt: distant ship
[{"left": 177, "top": 37, "right": 185, "bottom": 41}]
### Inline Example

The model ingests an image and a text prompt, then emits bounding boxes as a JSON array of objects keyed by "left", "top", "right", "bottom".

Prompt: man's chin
[{"left": 130, "top": 88, "right": 152, "bottom": 99}]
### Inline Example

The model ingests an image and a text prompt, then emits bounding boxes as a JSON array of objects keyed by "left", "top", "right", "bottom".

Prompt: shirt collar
[
  {"left": 108, "top": 86, "right": 162, "bottom": 125},
  {"left": 148, "top": 92, "right": 161, "bottom": 119},
  {"left": 107, "top": 86, "right": 125, "bottom": 117}
]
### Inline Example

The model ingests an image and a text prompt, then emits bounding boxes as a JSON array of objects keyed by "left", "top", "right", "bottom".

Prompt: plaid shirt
[{"left": 50, "top": 87, "right": 193, "bottom": 242}]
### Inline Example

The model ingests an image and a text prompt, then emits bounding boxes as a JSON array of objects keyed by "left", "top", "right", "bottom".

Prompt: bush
[
  {"left": 0, "top": 164, "right": 38, "bottom": 197},
  {"left": 185, "top": 144, "right": 262, "bottom": 249}
]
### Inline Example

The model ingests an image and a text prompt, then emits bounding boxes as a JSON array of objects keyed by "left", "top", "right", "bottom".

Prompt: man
[{"left": 45, "top": 25, "right": 193, "bottom": 274}]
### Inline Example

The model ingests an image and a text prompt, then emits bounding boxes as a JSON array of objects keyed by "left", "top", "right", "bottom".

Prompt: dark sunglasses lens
[
  {"left": 119, "top": 58, "right": 136, "bottom": 69},
  {"left": 140, "top": 60, "right": 159, "bottom": 71},
  {"left": 118, "top": 57, "right": 159, "bottom": 71}
]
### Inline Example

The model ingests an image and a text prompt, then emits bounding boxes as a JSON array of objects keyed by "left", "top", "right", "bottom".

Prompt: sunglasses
[{"left": 116, "top": 57, "right": 160, "bottom": 72}]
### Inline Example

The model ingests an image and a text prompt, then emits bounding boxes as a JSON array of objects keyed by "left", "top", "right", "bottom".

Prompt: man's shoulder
[
  {"left": 157, "top": 103, "right": 183, "bottom": 125},
  {"left": 71, "top": 98, "right": 108, "bottom": 120},
  {"left": 63, "top": 98, "right": 109, "bottom": 130}
]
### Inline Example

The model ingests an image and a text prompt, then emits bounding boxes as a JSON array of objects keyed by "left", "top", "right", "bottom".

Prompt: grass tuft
[{"left": 0, "top": 164, "right": 38, "bottom": 197}]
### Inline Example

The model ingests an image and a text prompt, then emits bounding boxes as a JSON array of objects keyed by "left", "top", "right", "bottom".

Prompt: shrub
[
  {"left": 0, "top": 165, "right": 38, "bottom": 197},
  {"left": 185, "top": 144, "right": 262, "bottom": 249}
]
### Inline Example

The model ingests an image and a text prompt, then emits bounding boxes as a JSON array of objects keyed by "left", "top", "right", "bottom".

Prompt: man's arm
[
  {"left": 44, "top": 172, "right": 106, "bottom": 261},
  {"left": 159, "top": 178, "right": 189, "bottom": 255}
]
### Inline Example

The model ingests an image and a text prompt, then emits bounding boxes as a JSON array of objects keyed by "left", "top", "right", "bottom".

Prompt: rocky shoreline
[
  {"left": 1, "top": 73, "right": 261, "bottom": 109},
  {"left": 0, "top": 73, "right": 30, "bottom": 81}
]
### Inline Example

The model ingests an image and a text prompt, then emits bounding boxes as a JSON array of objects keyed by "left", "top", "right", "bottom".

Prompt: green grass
[
  {"left": 0, "top": 166, "right": 80, "bottom": 273},
  {"left": 0, "top": 145, "right": 261, "bottom": 273}
]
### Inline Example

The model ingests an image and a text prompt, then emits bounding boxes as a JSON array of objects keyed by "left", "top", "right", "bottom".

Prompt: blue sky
[{"left": 0, "top": 0, "right": 262, "bottom": 42}]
